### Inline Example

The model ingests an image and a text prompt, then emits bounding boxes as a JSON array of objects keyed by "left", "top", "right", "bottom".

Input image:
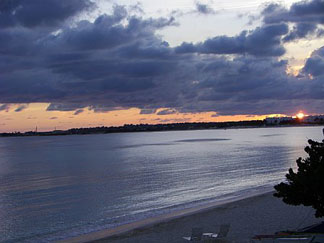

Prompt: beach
[{"left": 61, "top": 191, "right": 321, "bottom": 243}]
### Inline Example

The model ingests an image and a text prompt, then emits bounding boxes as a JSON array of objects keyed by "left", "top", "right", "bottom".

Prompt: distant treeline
[
  {"left": 0, "top": 119, "right": 323, "bottom": 137},
  {"left": 1, "top": 120, "right": 263, "bottom": 137}
]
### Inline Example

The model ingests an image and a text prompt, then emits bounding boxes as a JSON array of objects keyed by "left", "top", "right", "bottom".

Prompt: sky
[{"left": 0, "top": 0, "right": 323, "bottom": 132}]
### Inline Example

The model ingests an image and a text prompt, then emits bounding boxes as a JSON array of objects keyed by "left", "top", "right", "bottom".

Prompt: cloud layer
[
  {"left": 0, "top": 0, "right": 93, "bottom": 28},
  {"left": 0, "top": 0, "right": 323, "bottom": 116},
  {"left": 262, "top": 0, "right": 324, "bottom": 41},
  {"left": 175, "top": 23, "right": 288, "bottom": 56}
]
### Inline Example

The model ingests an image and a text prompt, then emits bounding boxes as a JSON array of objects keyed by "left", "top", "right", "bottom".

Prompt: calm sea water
[{"left": 0, "top": 126, "right": 323, "bottom": 242}]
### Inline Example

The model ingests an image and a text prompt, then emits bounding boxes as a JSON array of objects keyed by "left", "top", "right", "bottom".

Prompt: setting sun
[{"left": 296, "top": 112, "right": 305, "bottom": 119}]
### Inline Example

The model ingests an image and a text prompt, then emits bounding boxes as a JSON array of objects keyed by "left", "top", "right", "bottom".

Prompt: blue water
[{"left": 0, "top": 126, "right": 323, "bottom": 242}]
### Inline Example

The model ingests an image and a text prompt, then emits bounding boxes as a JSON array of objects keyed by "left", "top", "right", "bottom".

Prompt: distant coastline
[{"left": 1, "top": 119, "right": 323, "bottom": 137}]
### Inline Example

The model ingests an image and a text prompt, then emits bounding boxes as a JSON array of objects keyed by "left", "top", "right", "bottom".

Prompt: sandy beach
[{"left": 61, "top": 191, "right": 322, "bottom": 243}]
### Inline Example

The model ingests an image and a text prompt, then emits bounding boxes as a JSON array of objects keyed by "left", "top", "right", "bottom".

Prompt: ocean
[{"left": 0, "top": 126, "right": 323, "bottom": 242}]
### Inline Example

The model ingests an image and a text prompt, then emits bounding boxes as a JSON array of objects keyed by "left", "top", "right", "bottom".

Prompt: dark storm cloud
[
  {"left": 175, "top": 23, "right": 288, "bottom": 56},
  {"left": 262, "top": 0, "right": 324, "bottom": 42},
  {"left": 43, "top": 5, "right": 131, "bottom": 51},
  {"left": 283, "top": 22, "right": 317, "bottom": 42},
  {"left": 0, "top": 0, "right": 93, "bottom": 28},
  {"left": 0, "top": 4, "right": 178, "bottom": 103},
  {"left": 0, "top": 27, "right": 41, "bottom": 56},
  {"left": 302, "top": 46, "right": 324, "bottom": 77},
  {"left": 174, "top": 52, "right": 324, "bottom": 116},
  {"left": 0, "top": 0, "right": 323, "bottom": 117},
  {"left": 262, "top": 0, "right": 324, "bottom": 24}
]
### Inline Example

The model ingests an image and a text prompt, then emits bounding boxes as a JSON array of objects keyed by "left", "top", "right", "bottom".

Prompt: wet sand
[{"left": 60, "top": 191, "right": 321, "bottom": 243}]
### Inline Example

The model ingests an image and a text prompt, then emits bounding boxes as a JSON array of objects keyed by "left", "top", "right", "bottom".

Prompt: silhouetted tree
[{"left": 274, "top": 138, "right": 324, "bottom": 218}]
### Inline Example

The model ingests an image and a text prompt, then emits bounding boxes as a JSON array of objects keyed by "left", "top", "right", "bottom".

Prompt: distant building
[
  {"left": 265, "top": 114, "right": 324, "bottom": 125},
  {"left": 303, "top": 115, "right": 324, "bottom": 123},
  {"left": 265, "top": 117, "right": 293, "bottom": 124}
]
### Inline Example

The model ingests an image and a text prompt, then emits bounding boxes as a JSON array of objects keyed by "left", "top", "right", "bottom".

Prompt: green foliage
[{"left": 274, "top": 138, "right": 324, "bottom": 218}]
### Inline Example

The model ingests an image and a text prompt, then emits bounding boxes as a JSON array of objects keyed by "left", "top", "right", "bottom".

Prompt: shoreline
[
  {"left": 2, "top": 123, "right": 323, "bottom": 138},
  {"left": 59, "top": 190, "right": 274, "bottom": 243},
  {"left": 59, "top": 189, "right": 322, "bottom": 243}
]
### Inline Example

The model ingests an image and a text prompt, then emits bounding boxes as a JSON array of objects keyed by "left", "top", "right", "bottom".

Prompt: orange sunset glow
[{"left": 0, "top": 103, "right": 277, "bottom": 133}]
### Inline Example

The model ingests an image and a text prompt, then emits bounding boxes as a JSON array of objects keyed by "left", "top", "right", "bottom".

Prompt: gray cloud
[
  {"left": 283, "top": 22, "right": 317, "bottom": 42},
  {"left": 0, "top": 104, "right": 10, "bottom": 111},
  {"left": 302, "top": 46, "right": 324, "bottom": 77},
  {"left": 175, "top": 53, "right": 324, "bottom": 115},
  {"left": 195, "top": 2, "right": 216, "bottom": 15},
  {"left": 175, "top": 23, "right": 288, "bottom": 56},
  {"left": 74, "top": 109, "right": 84, "bottom": 115},
  {"left": 157, "top": 109, "right": 178, "bottom": 115},
  {"left": 262, "top": 0, "right": 324, "bottom": 24},
  {"left": 0, "top": 0, "right": 94, "bottom": 29},
  {"left": 155, "top": 118, "right": 191, "bottom": 123},
  {"left": 47, "top": 103, "right": 87, "bottom": 112},
  {"left": 317, "top": 28, "right": 324, "bottom": 36},
  {"left": 140, "top": 109, "right": 157, "bottom": 114},
  {"left": 15, "top": 104, "right": 28, "bottom": 112},
  {"left": 262, "top": 0, "right": 324, "bottom": 42}
]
